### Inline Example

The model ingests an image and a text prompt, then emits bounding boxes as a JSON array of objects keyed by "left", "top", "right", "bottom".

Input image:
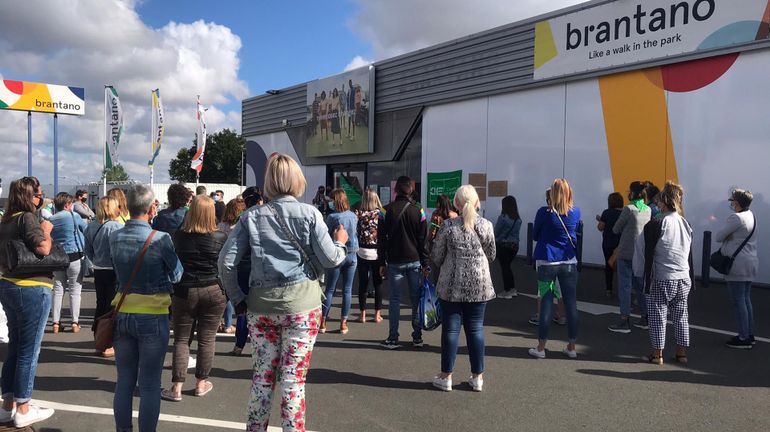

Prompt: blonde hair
[
  {"left": 182, "top": 195, "right": 218, "bottom": 234},
  {"left": 107, "top": 188, "right": 129, "bottom": 218},
  {"left": 264, "top": 153, "right": 306, "bottom": 199},
  {"left": 330, "top": 189, "right": 350, "bottom": 212},
  {"left": 658, "top": 181, "right": 685, "bottom": 216},
  {"left": 454, "top": 185, "right": 480, "bottom": 231},
  {"left": 549, "top": 179, "right": 573, "bottom": 215},
  {"left": 360, "top": 189, "right": 382, "bottom": 212},
  {"left": 96, "top": 197, "right": 121, "bottom": 224}
]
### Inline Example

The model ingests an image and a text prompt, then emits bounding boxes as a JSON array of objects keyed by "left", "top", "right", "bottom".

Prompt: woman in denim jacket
[
  {"left": 49, "top": 192, "right": 87, "bottom": 334},
  {"left": 109, "top": 184, "right": 183, "bottom": 432},
  {"left": 220, "top": 154, "right": 348, "bottom": 432},
  {"left": 321, "top": 189, "right": 359, "bottom": 334}
]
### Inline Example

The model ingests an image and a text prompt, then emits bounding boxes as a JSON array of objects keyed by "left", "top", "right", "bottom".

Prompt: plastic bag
[{"left": 415, "top": 277, "right": 442, "bottom": 331}]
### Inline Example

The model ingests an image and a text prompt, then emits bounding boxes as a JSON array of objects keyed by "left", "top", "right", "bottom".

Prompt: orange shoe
[{"left": 71, "top": 323, "right": 81, "bottom": 333}]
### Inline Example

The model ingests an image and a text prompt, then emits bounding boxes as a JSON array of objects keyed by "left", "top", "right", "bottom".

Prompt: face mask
[
  {"left": 35, "top": 198, "right": 44, "bottom": 210},
  {"left": 329, "top": 202, "right": 336, "bottom": 211},
  {"left": 729, "top": 201, "right": 736, "bottom": 211},
  {"left": 213, "top": 195, "right": 221, "bottom": 202}
]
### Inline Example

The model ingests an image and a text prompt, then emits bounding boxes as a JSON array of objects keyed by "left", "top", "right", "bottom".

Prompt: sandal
[
  {"left": 675, "top": 354, "right": 688, "bottom": 365},
  {"left": 161, "top": 388, "right": 182, "bottom": 402},
  {"left": 52, "top": 322, "right": 60, "bottom": 334},
  {"left": 195, "top": 381, "right": 213, "bottom": 397},
  {"left": 230, "top": 347, "right": 243, "bottom": 356},
  {"left": 646, "top": 354, "right": 663, "bottom": 365},
  {"left": 71, "top": 323, "right": 81, "bottom": 333}
]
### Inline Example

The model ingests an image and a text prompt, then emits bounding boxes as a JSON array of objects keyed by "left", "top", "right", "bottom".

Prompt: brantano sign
[{"left": 0, "top": 79, "right": 85, "bottom": 116}]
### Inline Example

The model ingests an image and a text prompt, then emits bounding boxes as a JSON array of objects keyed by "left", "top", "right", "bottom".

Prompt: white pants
[{"left": 0, "top": 302, "right": 8, "bottom": 343}]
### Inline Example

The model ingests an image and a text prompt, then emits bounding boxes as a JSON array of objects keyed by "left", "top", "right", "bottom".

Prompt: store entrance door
[{"left": 328, "top": 164, "right": 366, "bottom": 208}]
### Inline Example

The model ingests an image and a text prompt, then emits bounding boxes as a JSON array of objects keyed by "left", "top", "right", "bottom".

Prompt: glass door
[{"left": 328, "top": 164, "right": 366, "bottom": 208}]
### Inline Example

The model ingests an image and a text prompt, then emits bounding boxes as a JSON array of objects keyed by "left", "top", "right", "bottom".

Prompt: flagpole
[{"left": 102, "top": 85, "right": 108, "bottom": 197}]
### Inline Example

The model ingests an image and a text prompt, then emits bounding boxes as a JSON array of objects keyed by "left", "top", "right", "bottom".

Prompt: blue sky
[{"left": 137, "top": 0, "right": 373, "bottom": 112}]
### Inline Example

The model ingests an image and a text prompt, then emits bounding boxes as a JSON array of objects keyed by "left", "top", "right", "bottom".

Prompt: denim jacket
[
  {"left": 49, "top": 210, "right": 87, "bottom": 254},
  {"left": 326, "top": 210, "right": 359, "bottom": 253},
  {"left": 84, "top": 220, "right": 122, "bottom": 268},
  {"left": 219, "top": 195, "right": 347, "bottom": 307},
  {"left": 109, "top": 220, "right": 183, "bottom": 295}
]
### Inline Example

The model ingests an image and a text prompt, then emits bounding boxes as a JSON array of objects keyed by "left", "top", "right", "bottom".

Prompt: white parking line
[
  {"left": 30, "top": 398, "right": 315, "bottom": 431},
  {"left": 515, "top": 293, "right": 770, "bottom": 343}
]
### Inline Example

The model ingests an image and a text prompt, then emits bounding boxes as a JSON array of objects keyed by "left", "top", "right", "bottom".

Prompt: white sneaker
[
  {"left": 0, "top": 406, "right": 15, "bottom": 422},
  {"left": 497, "top": 291, "right": 513, "bottom": 299},
  {"left": 432, "top": 375, "right": 452, "bottom": 391},
  {"left": 528, "top": 348, "right": 546, "bottom": 359},
  {"left": 188, "top": 356, "right": 197, "bottom": 369},
  {"left": 468, "top": 375, "right": 483, "bottom": 392},
  {"left": 14, "top": 405, "right": 54, "bottom": 428},
  {"left": 561, "top": 347, "right": 578, "bottom": 359}
]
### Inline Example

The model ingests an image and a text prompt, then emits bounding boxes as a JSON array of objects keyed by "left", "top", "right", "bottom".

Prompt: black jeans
[
  {"left": 92, "top": 269, "right": 117, "bottom": 334},
  {"left": 496, "top": 243, "right": 519, "bottom": 291},
  {"left": 357, "top": 257, "right": 383, "bottom": 311},
  {"left": 602, "top": 246, "right": 615, "bottom": 292}
]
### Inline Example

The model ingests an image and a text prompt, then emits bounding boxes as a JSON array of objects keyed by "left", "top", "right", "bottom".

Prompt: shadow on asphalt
[{"left": 308, "top": 368, "right": 432, "bottom": 390}]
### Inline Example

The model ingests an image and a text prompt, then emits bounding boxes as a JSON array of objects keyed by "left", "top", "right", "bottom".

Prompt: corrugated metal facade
[{"left": 243, "top": 0, "right": 770, "bottom": 137}]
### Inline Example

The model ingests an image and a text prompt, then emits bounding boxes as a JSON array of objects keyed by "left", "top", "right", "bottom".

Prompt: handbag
[
  {"left": 4, "top": 212, "right": 69, "bottom": 275},
  {"left": 266, "top": 203, "right": 320, "bottom": 280},
  {"left": 710, "top": 214, "right": 756, "bottom": 275},
  {"left": 94, "top": 230, "right": 157, "bottom": 352},
  {"left": 415, "top": 276, "right": 442, "bottom": 331},
  {"left": 497, "top": 218, "right": 520, "bottom": 251}
]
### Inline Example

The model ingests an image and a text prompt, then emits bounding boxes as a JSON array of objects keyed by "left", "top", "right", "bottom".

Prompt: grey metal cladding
[{"left": 242, "top": 84, "right": 307, "bottom": 137}]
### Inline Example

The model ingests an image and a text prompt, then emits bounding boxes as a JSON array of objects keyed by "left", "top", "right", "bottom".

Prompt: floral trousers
[{"left": 247, "top": 307, "right": 320, "bottom": 432}]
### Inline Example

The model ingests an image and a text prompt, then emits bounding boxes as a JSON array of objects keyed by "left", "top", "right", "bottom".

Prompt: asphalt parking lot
[{"left": 2, "top": 259, "right": 769, "bottom": 431}]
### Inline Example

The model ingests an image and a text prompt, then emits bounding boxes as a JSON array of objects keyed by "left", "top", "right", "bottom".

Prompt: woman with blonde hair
[
  {"left": 321, "top": 189, "right": 359, "bottom": 334},
  {"left": 219, "top": 153, "right": 348, "bottom": 431},
  {"left": 84, "top": 196, "right": 123, "bottom": 357},
  {"left": 642, "top": 181, "right": 693, "bottom": 364},
  {"left": 161, "top": 195, "right": 228, "bottom": 401},
  {"left": 430, "top": 185, "right": 495, "bottom": 392},
  {"left": 107, "top": 188, "right": 130, "bottom": 224},
  {"left": 528, "top": 179, "right": 582, "bottom": 359},
  {"left": 355, "top": 189, "right": 383, "bottom": 323}
]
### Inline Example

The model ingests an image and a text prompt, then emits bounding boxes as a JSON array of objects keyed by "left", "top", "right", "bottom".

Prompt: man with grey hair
[{"left": 108, "top": 183, "right": 183, "bottom": 432}]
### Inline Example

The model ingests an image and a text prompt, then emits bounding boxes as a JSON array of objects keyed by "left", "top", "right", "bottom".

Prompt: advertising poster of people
[{"left": 306, "top": 66, "right": 372, "bottom": 157}]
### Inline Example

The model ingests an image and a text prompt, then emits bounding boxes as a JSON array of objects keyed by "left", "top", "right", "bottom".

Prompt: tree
[
  {"left": 103, "top": 164, "right": 131, "bottom": 182},
  {"left": 168, "top": 129, "right": 245, "bottom": 183}
]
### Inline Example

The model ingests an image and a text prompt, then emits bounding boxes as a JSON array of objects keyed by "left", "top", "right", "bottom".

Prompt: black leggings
[
  {"left": 497, "top": 243, "right": 519, "bottom": 291},
  {"left": 602, "top": 246, "right": 616, "bottom": 292},
  {"left": 92, "top": 269, "right": 117, "bottom": 333},
  {"left": 357, "top": 256, "right": 382, "bottom": 311}
]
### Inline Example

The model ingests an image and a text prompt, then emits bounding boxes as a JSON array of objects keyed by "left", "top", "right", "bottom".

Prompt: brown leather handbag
[{"left": 94, "top": 230, "right": 157, "bottom": 352}]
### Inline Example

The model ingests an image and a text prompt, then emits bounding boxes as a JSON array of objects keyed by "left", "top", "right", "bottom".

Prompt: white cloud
[
  {"left": 344, "top": 55, "right": 373, "bottom": 72},
  {"left": 348, "top": 0, "right": 588, "bottom": 59},
  {"left": 0, "top": 0, "right": 248, "bottom": 186}
]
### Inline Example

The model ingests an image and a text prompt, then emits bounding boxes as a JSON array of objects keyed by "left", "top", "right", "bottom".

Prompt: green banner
[
  {"left": 427, "top": 170, "right": 462, "bottom": 208},
  {"left": 339, "top": 175, "right": 362, "bottom": 207}
]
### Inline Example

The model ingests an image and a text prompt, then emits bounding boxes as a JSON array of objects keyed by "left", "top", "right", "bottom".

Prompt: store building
[{"left": 242, "top": 0, "right": 770, "bottom": 282}]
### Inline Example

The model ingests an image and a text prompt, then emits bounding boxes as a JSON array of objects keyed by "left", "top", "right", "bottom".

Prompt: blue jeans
[
  {"left": 0, "top": 281, "right": 52, "bottom": 403},
  {"left": 113, "top": 313, "right": 170, "bottom": 432},
  {"left": 538, "top": 264, "right": 579, "bottom": 342},
  {"left": 727, "top": 281, "right": 755, "bottom": 340},
  {"left": 223, "top": 301, "right": 234, "bottom": 328},
  {"left": 617, "top": 259, "right": 646, "bottom": 317},
  {"left": 323, "top": 254, "right": 358, "bottom": 321},
  {"left": 440, "top": 300, "right": 487, "bottom": 374},
  {"left": 387, "top": 261, "right": 423, "bottom": 341},
  {"left": 235, "top": 268, "right": 250, "bottom": 349}
]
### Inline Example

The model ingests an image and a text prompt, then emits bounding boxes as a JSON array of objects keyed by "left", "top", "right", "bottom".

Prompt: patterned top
[
  {"left": 356, "top": 209, "right": 379, "bottom": 248},
  {"left": 430, "top": 215, "right": 497, "bottom": 302}
]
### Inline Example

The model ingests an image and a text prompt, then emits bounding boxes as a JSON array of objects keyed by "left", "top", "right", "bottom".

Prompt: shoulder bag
[
  {"left": 94, "top": 230, "right": 157, "bottom": 352},
  {"left": 4, "top": 212, "right": 69, "bottom": 275},
  {"left": 267, "top": 203, "right": 320, "bottom": 280},
  {"left": 710, "top": 214, "right": 756, "bottom": 275}
]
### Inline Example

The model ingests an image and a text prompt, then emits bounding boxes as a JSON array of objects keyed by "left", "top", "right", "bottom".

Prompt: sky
[{"left": 0, "top": 0, "right": 587, "bottom": 188}]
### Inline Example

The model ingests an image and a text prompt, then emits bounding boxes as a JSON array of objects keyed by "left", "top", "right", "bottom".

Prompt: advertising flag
[
  {"left": 190, "top": 96, "right": 207, "bottom": 173},
  {"left": 105, "top": 86, "right": 123, "bottom": 169},
  {"left": 148, "top": 89, "right": 165, "bottom": 167}
]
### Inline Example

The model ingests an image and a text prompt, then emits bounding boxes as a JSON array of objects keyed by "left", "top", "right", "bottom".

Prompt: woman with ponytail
[
  {"left": 528, "top": 179, "right": 581, "bottom": 360},
  {"left": 430, "top": 185, "right": 496, "bottom": 392}
]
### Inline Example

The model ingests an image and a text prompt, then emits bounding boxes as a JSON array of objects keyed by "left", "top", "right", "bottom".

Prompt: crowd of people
[{"left": 0, "top": 154, "right": 760, "bottom": 430}]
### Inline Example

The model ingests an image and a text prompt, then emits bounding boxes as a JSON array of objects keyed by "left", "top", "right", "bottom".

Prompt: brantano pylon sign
[{"left": 0, "top": 79, "right": 85, "bottom": 116}]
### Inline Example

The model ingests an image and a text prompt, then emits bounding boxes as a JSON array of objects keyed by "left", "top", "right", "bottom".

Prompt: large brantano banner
[
  {"left": 534, "top": 0, "right": 770, "bottom": 80},
  {"left": 104, "top": 86, "right": 123, "bottom": 168},
  {"left": 305, "top": 65, "right": 374, "bottom": 157},
  {"left": 148, "top": 89, "right": 164, "bottom": 167},
  {"left": 0, "top": 80, "right": 85, "bottom": 115}
]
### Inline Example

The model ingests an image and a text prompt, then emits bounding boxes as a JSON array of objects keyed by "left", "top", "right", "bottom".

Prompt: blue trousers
[
  {"left": 323, "top": 254, "right": 358, "bottom": 321},
  {"left": 537, "top": 264, "right": 579, "bottom": 342},
  {"left": 387, "top": 262, "right": 423, "bottom": 341},
  {"left": 440, "top": 300, "right": 487, "bottom": 374},
  {"left": 617, "top": 259, "right": 646, "bottom": 317},
  {"left": 0, "top": 281, "right": 52, "bottom": 403},
  {"left": 727, "top": 281, "right": 755, "bottom": 340}
]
